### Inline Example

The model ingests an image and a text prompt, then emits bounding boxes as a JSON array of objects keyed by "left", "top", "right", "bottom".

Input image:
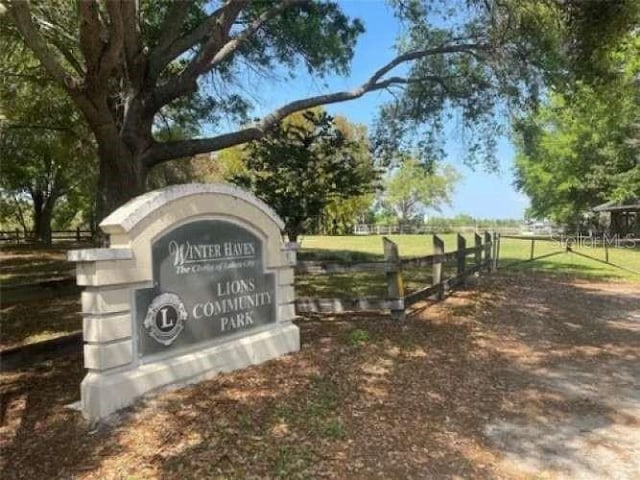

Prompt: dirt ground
[{"left": 1, "top": 271, "right": 639, "bottom": 479}]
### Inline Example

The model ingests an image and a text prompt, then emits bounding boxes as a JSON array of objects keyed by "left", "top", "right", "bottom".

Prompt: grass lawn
[
  {"left": 498, "top": 236, "right": 640, "bottom": 281},
  {"left": 299, "top": 234, "right": 464, "bottom": 260},
  {"left": 297, "top": 234, "right": 479, "bottom": 298},
  {"left": 296, "top": 234, "right": 640, "bottom": 298}
]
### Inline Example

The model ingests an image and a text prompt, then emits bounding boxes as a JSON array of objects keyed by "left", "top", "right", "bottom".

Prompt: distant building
[
  {"left": 520, "top": 219, "right": 560, "bottom": 235},
  {"left": 593, "top": 197, "right": 640, "bottom": 236}
]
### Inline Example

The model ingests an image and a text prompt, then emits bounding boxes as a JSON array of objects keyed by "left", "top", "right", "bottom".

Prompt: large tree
[
  {"left": 513, "top": 34, "right": 640, "bottom": 226},
  {"left": 4, "top": 0, "right": 633, "bottom": 219},
  {"left": 384, "top": 156, "right": 459, "bottom": 226},
  {"left": 0, "top": 43, "right": 96, "bottom": 243},
  {"left": 232, "top": 109, "right": 378, "bottom": 242}
]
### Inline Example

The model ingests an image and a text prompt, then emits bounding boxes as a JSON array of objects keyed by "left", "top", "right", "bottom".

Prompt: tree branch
[
  {"left": 186, "top": 0, "right": 247, "bottom": 75},
  {"left": 98, "top": 0, "right": 124, "bottom": 81},
  {"left": 204, "top": 0, "right": 308, "bottom": 73},
  {"left": 142, "top": 41, "right": 487, "bottom": 167},
  {"left": 151, "top": 1, "right": 192, "bottom": 60},
  {"left": 364, "top": 42, "right": 490, "bottom": 89},
  {"left": 148, "top": 0, "right": 247, "bottom": 81},
  {"left": 149, "top": 0, "right": 307, "bottom": 114},
  {"left": 77, "top": 0, "right": 104, "bottom": 79},
  {"left": 8, "top": 0, "right": 79, "bottom": 90},
  {"left": 121, "top": 0, "right": 145, "bottom": 90},
  {"left": 47, "top": 37, "right": 85, "bottom": 76}
]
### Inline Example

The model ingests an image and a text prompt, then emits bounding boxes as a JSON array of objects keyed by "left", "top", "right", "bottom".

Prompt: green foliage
[
  {"left": 513, "top": 35, "right": 640, "bottom": 226},
  {"left": 233, "top": 109, "right": 379, "bottom": 241},
  {"left": 347, "top": 328, "right": 370, "bottom": 348},
  {"left": 374, "top": 0, "right": 567, "bottom": 168},
  {"left": 318, "top": 193, "right": 374, "bottom": 235},
  {"left": 384, "top": 157, "right": 460, "bottom": 222},
  {"left": 318, "top": 417, "right": 346, "bottom": 440},
  {"left": 315, "top": 118, "right": 378, "bottom": 234},
  {"left": 374, "top": 1, "right": 640, "bottom": 169},
  {"left": 6, "top": 0, "right": 639, "bottom": 222},
  {"left": 3, "top": 0, "right": 366, "bottom": 217},
  {"left": 426, "top": 215, "right": 521, "bottom": 230},
  {"left": 0, "top": 42, "right": 97, "bottom": 240},
  {"left": 146, "top": 126, "right": 204, "bottom": 189},
  {"left": 562, "top": 0, "right": 640, "bottom": 84}
]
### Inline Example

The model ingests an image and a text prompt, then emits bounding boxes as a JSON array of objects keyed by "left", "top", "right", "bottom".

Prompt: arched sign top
[{"left": 100, "top": 183, "right": 285, "bottom": 235}]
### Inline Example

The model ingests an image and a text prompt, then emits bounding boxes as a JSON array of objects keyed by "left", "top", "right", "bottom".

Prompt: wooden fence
[
  {"left": 0, "top": 228, "right": 94, "bottom": 244},
  {"left": 295, "top": 232, "right": 498, "bottom": 317},
  {"left": 500, "top": 234, "right": 640, "bottom": 275},
  {"left": 352, "top": 223, "right": 520, "bottom": 235}
]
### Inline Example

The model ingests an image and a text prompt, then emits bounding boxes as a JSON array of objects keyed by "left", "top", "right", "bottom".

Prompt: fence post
[
  {"left": 457, "top": 233, "right": 466, "bottom": 278},
  {"left": 433, "top": 234, "right": 444, "bottom": 300},
  {"left": 383, "top": 237, "right": 405, "bottom": 320},
  {"left": 493, "top": 233, "right": 500, "bottom": 272},
  {"left": 474, "top": 233, "right": 482, "bottom": 268},
  {"left": 76, "top": 227, "right": 81, "bottom": 241},
  {"left": 484, "top": 231, "right": 492, "bottom": 272},
  {"left": 530, "top": 238, "right": 535, "bottom": 260}
]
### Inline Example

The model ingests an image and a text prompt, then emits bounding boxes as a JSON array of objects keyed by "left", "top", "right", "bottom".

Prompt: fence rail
[
  {"left": 352, "top": 223, "right": 520, "bottom": 236},
  {"left": 500, "top": 234, "right": 640, "bottom": 275},
  {"left": 295, "top": 260, "right": 387, "bottom": 274},
  {"left": 0, "top": 228, "right": 94, "bottom": 244},
  {"left": 4, "top": 231, "right": 497, "bottom": 320},
  {"left": 295, "top": 232, "right": 498, "bottom": 316}
]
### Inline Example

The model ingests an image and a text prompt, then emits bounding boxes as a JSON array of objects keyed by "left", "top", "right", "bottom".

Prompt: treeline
[{"left": 306, "top": 213, "right": 521, "bottom": 236}]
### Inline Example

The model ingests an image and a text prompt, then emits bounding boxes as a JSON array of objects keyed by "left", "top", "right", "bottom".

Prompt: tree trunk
[
  {"left": 36, "top": 202, "right": 53, "bottom": 246},
  {"left": 286, "top": 224, "right": 302, "bottom": 244},
  {"left": 31, "top": 190, "right": 54, "bottom": 245},
  {"left": 287, "top": 231, "right": 299, "bottom": 243},
  {"left": 32, "top": 191, "right": 44, "bottom": 243},
  {"left": 95, "top": 134, "right": 148, "bottom": 222}
]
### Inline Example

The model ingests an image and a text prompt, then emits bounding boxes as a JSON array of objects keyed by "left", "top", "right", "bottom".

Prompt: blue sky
[{"left": 243, "top": 1, "right": 529, "bottom": 219}]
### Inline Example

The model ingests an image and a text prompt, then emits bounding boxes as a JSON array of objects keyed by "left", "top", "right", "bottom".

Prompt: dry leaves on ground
[{"left": 1, "top": 272, "right": 639, "bottom": 479}]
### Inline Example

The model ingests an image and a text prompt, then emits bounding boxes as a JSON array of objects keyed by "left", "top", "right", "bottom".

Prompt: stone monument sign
[{"left": 68, "top": 184, "right": 299, "bottom": 421}]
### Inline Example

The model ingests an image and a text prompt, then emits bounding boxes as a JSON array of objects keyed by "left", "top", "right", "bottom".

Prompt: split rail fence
[
  {"left": 0, "top": 228, "right": 94, "bottom": 244},
  {"left": 500, "top": 234, "right": 640, "bottom": 275},
  {"left": 295, "top": 232, "right": 498, "bottom": 318}
]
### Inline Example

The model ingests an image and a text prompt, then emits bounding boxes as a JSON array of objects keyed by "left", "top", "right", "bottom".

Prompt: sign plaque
[{"left": 136, "top": 219, "right": 277, "bottom": 357}]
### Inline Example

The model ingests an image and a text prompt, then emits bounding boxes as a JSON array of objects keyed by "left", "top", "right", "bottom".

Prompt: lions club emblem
[{"left": 144, "top": 293, "right": 188, "bottom": 346}]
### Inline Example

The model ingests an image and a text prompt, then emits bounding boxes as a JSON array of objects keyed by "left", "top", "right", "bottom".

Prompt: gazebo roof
[{"left": 593, "top": 197, "right": 640, "bottom": 213}]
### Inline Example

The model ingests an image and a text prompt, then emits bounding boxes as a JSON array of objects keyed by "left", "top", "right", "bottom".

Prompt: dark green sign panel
[{"left": 135, "top": 219, "right": 276, "bottom": 357}]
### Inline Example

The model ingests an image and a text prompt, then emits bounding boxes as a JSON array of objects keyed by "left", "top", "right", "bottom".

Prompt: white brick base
[{"left": 81, "top": 322, "right": 299, "bottom": 421}]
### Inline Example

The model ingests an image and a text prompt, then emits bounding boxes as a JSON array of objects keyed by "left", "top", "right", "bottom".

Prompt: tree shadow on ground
[
  {"left": 0, "top": 293, "right": 81, "bottom": 349},
  {"left": 0, "top": 353, "right": 126, "bottom": 479},
  {"left": 460, "top": 273, "right": 640, "bottom": 478},
  {"left": 1, "top": 271, "right": 638, "bottom": 479}
]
